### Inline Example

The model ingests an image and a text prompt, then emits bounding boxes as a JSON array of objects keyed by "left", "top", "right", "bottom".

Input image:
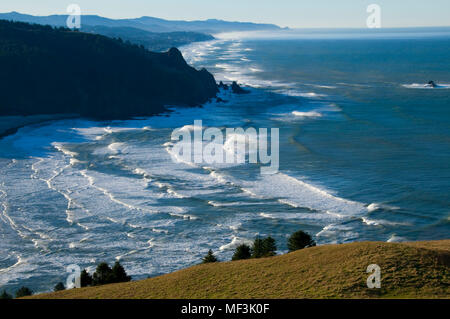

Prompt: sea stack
[
  {"left": 218, "top": 81, "right": 229, "bottom": 90},
  {"left": 231, "top": 81, "right": 250, "bottom": 94},
  {"left": 427, "top": 80, "right": 437, "bottom": 88}
]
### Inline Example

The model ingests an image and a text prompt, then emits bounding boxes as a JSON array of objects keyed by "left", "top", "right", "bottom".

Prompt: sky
[{"left": 0, "top": 0, "right": 449, "bottom": 28}]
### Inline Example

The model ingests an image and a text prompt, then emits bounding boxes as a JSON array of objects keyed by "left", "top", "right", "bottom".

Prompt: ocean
[{"left": 0, "top": 28, "right": 449, "bottom": 293}]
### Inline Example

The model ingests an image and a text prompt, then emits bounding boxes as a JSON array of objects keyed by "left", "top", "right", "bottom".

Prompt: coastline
[{"left": 0, "top": 114, "right": 80, "bottom": 140}]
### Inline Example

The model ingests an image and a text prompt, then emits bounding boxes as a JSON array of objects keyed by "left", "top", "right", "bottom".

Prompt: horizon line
[{"left": 1, "top": 11, "right": 450, "bottom": 29}]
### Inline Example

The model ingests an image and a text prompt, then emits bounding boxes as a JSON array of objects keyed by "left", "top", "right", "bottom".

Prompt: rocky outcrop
[
  {"left": 231, "top": 81, "right": 250, "bottom": 94},
  {"left": 0, "top": 20, "right": 218, "bottom": 119},
  {"left": 427, "top": 80, "right": 437, "bottom": 88},
  {"left": 218, "top": 81, "right": 229, "bottom": 90}
]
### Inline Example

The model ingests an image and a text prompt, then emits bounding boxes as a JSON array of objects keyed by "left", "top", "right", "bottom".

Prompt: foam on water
[
  {"left": 361, "top": 217, "right": 410, "bottom": 227},
  {"left": 387, "top": 234, "right": 408, "bottom": 242},
  {"left": 241, "top": 172, "right": 367, "bottom": 216},
  {"left": 219, "top": 236, "right": 253, "bottom": 251},
  {"left": 292, "top": 111, "right": 323, "bottom": 118},
  {"left": 402, "top": 83, "right": 450, "bottom": 89}
]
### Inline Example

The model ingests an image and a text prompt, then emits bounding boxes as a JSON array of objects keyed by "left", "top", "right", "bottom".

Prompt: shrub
[
  {"left": 15, "top": 286, "right": 33, "bottom": 298},
  {"left": 232, "top": 244, "right": 252, "bottom": 261},
  {"left": 287, "top": 230, "right": 316, "bottom": 252},
  {"left": 54, "top": 282, "right": 65, "bottom": 291},
  {"left": 202, "top": 249, "right": 218, "bottom": 263}
]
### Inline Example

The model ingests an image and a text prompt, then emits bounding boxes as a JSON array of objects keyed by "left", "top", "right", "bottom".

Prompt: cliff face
[{"left": 0, "top": 20, "right": 218, "bottom": 119}]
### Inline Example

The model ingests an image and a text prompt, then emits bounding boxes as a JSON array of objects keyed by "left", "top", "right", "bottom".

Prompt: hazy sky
[{"left": 0, "top": 0, "right": 449, "bottom": 28}]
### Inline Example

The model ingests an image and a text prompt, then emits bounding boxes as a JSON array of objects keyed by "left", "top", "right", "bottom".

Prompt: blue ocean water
[{"left": 0, "top": 29, "right": 449, "bottom": 293}]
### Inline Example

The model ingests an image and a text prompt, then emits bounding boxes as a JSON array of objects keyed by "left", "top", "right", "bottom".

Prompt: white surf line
[
  {"left": 80, "top": 169, "right": 159, "bottom": 214},
  {"left": 0, "top": 187, "right": 52, "bottom": 252},
  {"left": 52, "top": 144, "right": 137, "bottom": 230},
  {"left": 276, "top": 172, "right": 367, "bottom": 213},
  {"left": 6, "top": 158, "right": 17, "bottom": 168},
  {"left": 30, "top": 157, "right": 45, "bottom": 179},
  {"left": 115, "top": 237, "right": 157, "bottom": 261},
  {"left": 0, "top": 254, "right": 25, "bottom": 275},
  {"left": 164, "top": 141, "right": 198, "bottom": 168},
  {"left": 0, "top": 187, "right": 28, "bottom": 240},
  {"left": 51, "top": 150, "right": 169, "bottom": 230},
  {"left": 202, "top": 166, "right": 230, "bottom": 185},
  {"left": 124, "top": 165, "right": 186, "bottom": 199},
  {"left": 31, "top": 156, "right": 91, "bottom": 230},
  {"left": 202, "top": 166, "right": 266, "bottom": 200}
]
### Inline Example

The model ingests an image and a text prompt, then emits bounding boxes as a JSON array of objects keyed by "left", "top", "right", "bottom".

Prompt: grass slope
[{"left": 32, "top": 240, "right": 449, "bottom": 299}]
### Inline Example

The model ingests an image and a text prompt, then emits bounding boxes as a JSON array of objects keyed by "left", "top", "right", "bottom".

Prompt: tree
[
  {"left": 111, "top": 261, "right": 131, "bottom": 283},
  {"left": 287, "top": 230, "right": 316, "bottom": 252},
  {"left": 251, "top": 237, "right": 265, "bottom": 258},
  {"left": 0, "top": 290, "right": 12, "bottom": 299},
  {"left": 232, "top": 244, "right": 252, "bottom": 261},
  {"left": 92, "top": 262, "right": 113, "bottom": 286},
  {"left": 251, "top": 237, "right": 277, "bottom": 258},
  {"left": 54, "top": 282, "right": 65, "bottom": 292},
  {"left": 262, "top": 237, "right": 277, "bottom": 257},
  {"left": 15, "top": 286, "right": 33, "bottom": 298},
  {"left": 80, "top": 269, "right": 93, "bottom": 287},
  {"left": 202, "top": 249, "right": 218, "bottom": 263}
]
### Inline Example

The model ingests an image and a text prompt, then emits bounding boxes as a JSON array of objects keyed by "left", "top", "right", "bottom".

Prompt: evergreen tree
[
  {"left": 202, "top": 249, "right": 218, "bottom": 263},
  {"left": 262, "top": 236, "right": 277, "bottom": 257},
  {"left": 232, "top": 244, "right": 252, "bottom": 261},
  {"left": 15, "top": 286, "right": 33, "bottom": 298},
  {"left": 111, "top": 261, "right": 131, "bottom": 283},
  {"left": 54, "top": 282, "right": 65, "bottom": 292},
  {"left": 92, "top": 262, "right": 113, "bottom": 286},
  {"left": 251, "top": 236, "right": 277, "bottom": 258},
  {"left": 251, "top": 237, "right": 265, "bottom": 258},
  {"left": 0, "top": 290, "right": 12, "bottom": 299},
  {"left": 287, "top": 230, "right": 316, "bottom": 252},
  {"left": 80, "top": 269, "right": 93, "bottom": 287}
]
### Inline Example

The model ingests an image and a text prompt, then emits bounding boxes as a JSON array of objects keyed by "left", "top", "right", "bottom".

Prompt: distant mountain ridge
[
  {"left": 0, "top": 12, "right": 282, "bottom": 33},
  {"left": 80, "top": 25, "right": 214, "bottom": 52}
]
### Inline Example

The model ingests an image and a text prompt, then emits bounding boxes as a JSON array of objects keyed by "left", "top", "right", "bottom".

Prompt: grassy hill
[{"left": 31, "top": 240, "right": 449, "bottom": 299}]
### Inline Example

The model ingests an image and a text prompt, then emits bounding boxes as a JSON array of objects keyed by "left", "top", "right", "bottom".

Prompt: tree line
[
  {"left": 0, "top": 261, "right": 131, "bottom": 299},
  {"left": 202, "top": 229, "right": 316, "bottom": 263}
]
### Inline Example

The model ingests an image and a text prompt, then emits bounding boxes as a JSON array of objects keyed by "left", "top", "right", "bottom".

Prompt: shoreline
[{"left": 0, "top": 114, "right": 81, "bottom": 140}]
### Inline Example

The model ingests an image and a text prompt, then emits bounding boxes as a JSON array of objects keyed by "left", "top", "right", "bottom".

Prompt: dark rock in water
[
  {"left": 216, "top": 97, "right": 227, "bottom": 103},
  {"left": 218, "top": 81, "right": 229, "bottom": 90},
  {"left": 427, "top": 80, "right": 437, "bottom": 88},
  {"left": 231, "top": 81, "right": 250, "bottom": 94},
  {"left": 0, "top": 20, "right": 218, "bottom": 119}
]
